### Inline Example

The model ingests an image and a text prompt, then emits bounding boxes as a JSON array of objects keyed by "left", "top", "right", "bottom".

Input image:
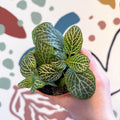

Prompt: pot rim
[{"left": 36, "top": 89, "right": 71, "bottom": 98}]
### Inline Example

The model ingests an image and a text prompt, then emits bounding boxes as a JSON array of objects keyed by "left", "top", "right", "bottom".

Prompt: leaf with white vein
[
  {"left": 51, "top": 59, "right": 66, "bottom": 70},
  {"left": 30, "top": 79, "right": 45, "bottom": 94},
  {"left": 51, "top": 53, "right": 67, "bottom": 70},
  {"left": 64, "top": 25, "right": 83, "bottom": 56},
  {"left": 65, "top": 69, "right": 95, "bottom": 99},
  {"left": 66, "top": 54, "right": 90, "bottom": 72},
  {"left": 35, "top": 42, "right": 54, "bottom": 65},
  {"left": 32, "top": 22, "right": 64, "bottom": 51},
  {"left": 53, "top": 50, "right": 67, "bottom": 60},
  {"left": 20, "top": 50, "right": 37, "bottom": 77},
  {"left": 51, "top": 50, "right": 67, "bottom": 70},
  {"left": 18, "top": 76, "right": 33, "bottom": 88},
  {"left": 39, "top": 64, "right": 63, "bottom": 82}
]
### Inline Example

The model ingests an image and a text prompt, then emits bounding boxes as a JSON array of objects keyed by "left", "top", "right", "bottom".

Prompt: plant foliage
[{"left": 18, "top": 22, "right": 95, "bottom": 99}]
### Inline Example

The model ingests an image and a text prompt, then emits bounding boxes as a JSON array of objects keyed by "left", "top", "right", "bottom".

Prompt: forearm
[
  {"left": 91, "top": 110, "right": 116, "bottom": 120},
  {"left": 93, "top": 115, "right": 116, "bottom": 120}
]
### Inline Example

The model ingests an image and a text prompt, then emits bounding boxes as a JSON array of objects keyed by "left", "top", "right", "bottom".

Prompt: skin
[{"left": 49, "top": 48, "right": 116, "bottom": 120}]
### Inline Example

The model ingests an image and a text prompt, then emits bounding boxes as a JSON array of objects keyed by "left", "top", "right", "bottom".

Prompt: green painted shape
[
  {"left": 113, "top": 110, "right": 118, "bottom": 118},
  {"left": 31, "top": 12, "right": 42, "bottom": 25},
  {"left": 17, "top": 20, "right": 23, "bottom": 27},
  {"left": 0, "top": 77, "right": 11, "bottom": 90},
  {"left": 17, "top": 0, "right": 27, "bottom": 10},
  {"left": 32, "top": 0, "right": 46, "bottom": 7},
  {"left": 0, "top": 42, "right": 6, "bottom": 51},
  {"left": 3, "top": 58, "right": 14, "bottom": 69},
  {"left": 49, "top": 6, "right": 54, "bottom": 11},
  {"left": 10, "top": 73, "right": 15, "bottom": 76},
  {"left": 0, "top": 102, "right": 1, "bottom": 107},
  {"left": 9, "top": 50, "right": 13, "bottom": 54},
  {"left": 0, "top": 24, "right": 5, "bottom": 35}
]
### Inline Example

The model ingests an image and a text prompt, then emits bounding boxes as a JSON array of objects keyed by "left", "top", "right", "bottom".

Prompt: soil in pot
[{"left": 37, "top": 85, "right": 68, "bottom": 96}]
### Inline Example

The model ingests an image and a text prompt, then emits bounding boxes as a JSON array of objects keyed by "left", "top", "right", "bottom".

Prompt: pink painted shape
[
  {"left": 89, "top": 15, "right": 93, "bottom": 20},
  {"left": 24, "top": 104, "right": 32, "bottom": 120},
  {"left": 15, "top": 97, "right": 20, "bottom": 112},
  {"left": 0, "top": 7, "right": 26, "bottom": 38},
  {"left": 10, "top": 86, "right": 73, "bottom": 120},
  {"left": 113, "top": 18, "right": 120, "bottom": 25},
  {"left": 98, "top": 21, "right": 106, "bottom": 30},
  {"left": 89, "top": 35, "right": 95, "bottom": 41},
  {"left": 10, "top": 86, "right": 22, "bottom": 120}
]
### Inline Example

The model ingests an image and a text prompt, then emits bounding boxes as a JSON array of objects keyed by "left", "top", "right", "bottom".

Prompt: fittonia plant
[{"left": 18, "top": 22, "right": 95, "bottom": 99}]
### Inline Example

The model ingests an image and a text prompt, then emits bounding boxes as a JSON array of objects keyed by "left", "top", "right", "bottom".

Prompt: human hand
[{"left": 50, "top": 48, "right": 116, "bottom": 120}]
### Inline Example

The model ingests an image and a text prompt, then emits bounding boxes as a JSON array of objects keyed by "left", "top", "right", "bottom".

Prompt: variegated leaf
[
  {"left": 51, "top": 59, "right": 66, "bottom": 70},
  {"left": 58, "top": 77, "right": 66, "bottom": 87},
  {"left": 39, "top": 64, "right": 62, "bottom": 82},
  {"left": 47, "top": 82, "right": 57, "bottom": 87},
  {"left": 54, "top": 50, "right": 67, "bottom": 60},
  {"left": 20, "top": 50, "right": 37, "bottom": 77},
  {"left": 30, "top": 79, "right": 45, "bottom": 94},
  {"left": 66, "top": 54, "right": 90, "bottom": 73},
  {"left": 51, "top": 50, "right": 67, "bottom": 70},
  {"left": 35, "top": 42, "right": 54, "bottom": 65},
  {"left": 18, "top": 76, "right": 33, "bottom": 88},
  {"left": 32, "top": 22, "right": 64, "bottom": 51},
  {"left": 64, "top": 25, "right": 83, "bottom": 56},
  {"left": 65, "top": 69, "right": 95, "bottom": 99}
]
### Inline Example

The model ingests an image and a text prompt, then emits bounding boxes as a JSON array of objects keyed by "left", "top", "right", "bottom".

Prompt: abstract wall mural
[
  {"left": 10, "top": 86, "right": 73, "bottom": 120},
  {"left": 98, "top": 0, "right": 116, "bottom": 9},
  {"left": 0, "top": 0, "right": 120, "bottom": 119}
]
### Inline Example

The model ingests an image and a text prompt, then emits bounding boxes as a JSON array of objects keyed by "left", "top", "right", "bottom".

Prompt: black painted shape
[
  {"left": 91, "top": 28, "right": 120, "bottom": 96},
  {"left": 111, "top": 89, "right": 120, "bottom": 96},
  {"left": 91, "top": 28, "right": 120, "bottom": 72}
]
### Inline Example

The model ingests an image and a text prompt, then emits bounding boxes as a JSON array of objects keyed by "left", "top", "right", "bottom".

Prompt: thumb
[{"left": 80, "top": 48, "right": 100, "bottom": 76}]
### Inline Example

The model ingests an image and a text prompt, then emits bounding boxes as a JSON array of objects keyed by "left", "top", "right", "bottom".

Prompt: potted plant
[{"left": 18, "top": 22, "right": 95, "bottom": 100}]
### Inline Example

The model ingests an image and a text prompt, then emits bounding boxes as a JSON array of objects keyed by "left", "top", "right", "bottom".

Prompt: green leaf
[
  {"left": 30, "top": 79, "right": 45, "bottom": 94},
  {"left": 51, "top": 53, "right": 67, "bottom": 70},
  {"left": 32, "top": 22, "right": 64, "bottom": 51},
  {"left": 35, "top": 42, "right": 54, "bottom": 65},
  {"left": 18, "top": 76, "right": 33, "bottom": 88},
  {"left": 51, "top": 59, "right": 66, "bottom": 70},
  {"left": 54, "top": 50, "right": 67, "bottom": 61},
  {"left": 113, "top": 110, "right": 118, "bottom": 118},
  {"left": 53, "top": 50, "right": 67, "bottom": 60},
  {"left": 58, "top": 77, "right": 66, "bottom": 87},
  {"left": 51, "top": 50, "right": 67, "bottom": 70},
  {"left": 47, "top": 82, "right": 57, "bottom": 87},
  {"left": 64, "top": 25, "right": 83, "bottom": 56},
  {"left": 39, "top": 64, "right": 62, "bottom": 82},
  {"left": 20, "top": 50, "right": 37, "bottom": 77},
  {"left": 65, "top": 69, "right": 95, "bottom": 99},
  {"left": 66, "top": 54, "right": 90, "bottom": 73}
]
